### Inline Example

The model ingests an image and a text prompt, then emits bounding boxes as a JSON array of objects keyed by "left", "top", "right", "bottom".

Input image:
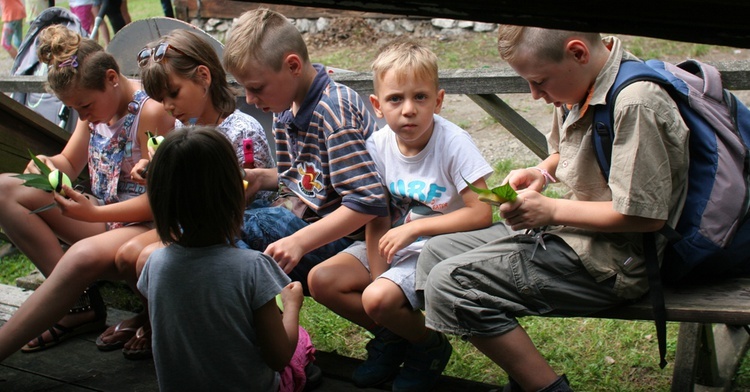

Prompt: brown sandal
[
  {"left": 122, "top": 326, "right": 152, "bottom": 360},
  {"left": 21, "top": 285, "right": 107, "bottom": 353}
]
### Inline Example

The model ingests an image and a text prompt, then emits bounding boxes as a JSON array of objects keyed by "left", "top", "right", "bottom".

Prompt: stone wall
[{"left": 192, "top": 16, "right": 498, "bottom": 43}]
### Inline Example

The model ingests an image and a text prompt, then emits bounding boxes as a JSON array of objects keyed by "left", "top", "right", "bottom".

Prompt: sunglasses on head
[{"left": 137, "top": 42, "right": 189, "bottom": 68}]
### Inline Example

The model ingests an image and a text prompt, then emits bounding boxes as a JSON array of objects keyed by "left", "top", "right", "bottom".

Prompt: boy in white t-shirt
[{"left": 308, "top": 39, "right": 494, "bottom": 392}]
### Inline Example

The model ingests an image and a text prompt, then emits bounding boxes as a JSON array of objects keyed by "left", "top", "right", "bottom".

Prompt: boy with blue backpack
[{"left": 416, "top": 26, "right": 692, "bottom": 391}]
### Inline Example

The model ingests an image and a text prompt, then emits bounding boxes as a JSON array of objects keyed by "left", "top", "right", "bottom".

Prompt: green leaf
[
  {"left": 12, "top": 173, "right": 53, "bottom": 192},
  {"left": 28, "top": 150, "right": 51, "bottom": 177},
  {"left": 462, "top": 175, "right": 517, "bottom": 205}
]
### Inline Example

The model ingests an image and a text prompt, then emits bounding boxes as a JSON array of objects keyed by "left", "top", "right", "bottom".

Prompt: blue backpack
[{"left": 594, "top": 58, "right": 750, "bottom": 368}]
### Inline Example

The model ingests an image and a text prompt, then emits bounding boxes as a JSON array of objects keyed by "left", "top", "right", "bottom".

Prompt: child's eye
[
  {"left": 246, "top": 85, "right": 263, "bottom": 94},
  {"left": 168, "top": 89, "right": 179, "bottom": 98},
  {"left": 415, "top": 93, "right": 428, "bottom": 101},
  {"left": 387, "top": 96, "right": 403, "bottom": 103}
]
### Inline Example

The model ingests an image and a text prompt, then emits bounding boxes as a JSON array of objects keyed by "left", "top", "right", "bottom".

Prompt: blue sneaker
[
  {"left": 392, "top": 332, "right": 452, "bottom": 392},
  {"left": 352, "top": 329, "right": 410, "bottom": 388}
]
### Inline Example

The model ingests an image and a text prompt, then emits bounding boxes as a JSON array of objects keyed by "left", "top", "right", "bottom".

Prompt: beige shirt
[{"left": 547, "top": 36, "right": 689, "bottom": 299}]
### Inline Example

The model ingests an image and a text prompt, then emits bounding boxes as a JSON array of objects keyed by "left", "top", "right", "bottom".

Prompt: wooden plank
[
  {"left": 0, "top": 93, "right": 70, "bottom": 174},
  {"left": 468, "top": 94, "right": 548, "bottom": 159},
  {"left": 6, "top": 61, "right": 750, "bottom": 95},
  {"left": 173, "top": 0, "right": 399, "bottom": 20},
  {"left": 593, "top": 277, "right": 750, "bottom": 324},
  {"left": 672, "top": 323, "right": 702, "bottom": 392},
  {"left": 224, "top": 0, "right": 750, "bottom": 49}
]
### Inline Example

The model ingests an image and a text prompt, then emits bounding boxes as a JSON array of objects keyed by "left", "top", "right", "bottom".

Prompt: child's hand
[
  {"left": 54, "top": 184, "right": 97, "bottom": 222},
  {"left": 131, "top": 158, "right": 150, "bottom": 184},
  {"left": 378, "top": 225, "right": 418, "bottom": 263},
  {"left": 500, "top": 190, "right": 553, "bottom": 231},
  {"left": 265, "top": 238, "right": 304, "bottom": 274},
  {"left": 24, "top": 155, "right": 55, "bottom": 175},
  {"left": 503, "top": 168, "right": 546, "bottom": 193},
  {"left": 280, "top": 281, "right": 304, "bottom": 313}
]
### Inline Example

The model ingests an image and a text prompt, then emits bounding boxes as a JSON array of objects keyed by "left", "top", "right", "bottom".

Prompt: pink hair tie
[{"left": 58, "top": 55, "right": 79, "bottom": 68}]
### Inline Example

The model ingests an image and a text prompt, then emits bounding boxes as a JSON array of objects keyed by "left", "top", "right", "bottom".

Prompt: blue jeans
[{"left": 241, "top": 206, "right": 353, "bottom": 294}]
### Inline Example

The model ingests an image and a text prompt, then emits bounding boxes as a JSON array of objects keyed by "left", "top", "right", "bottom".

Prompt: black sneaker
[
  {"left": 392, "top": 332, "right": 452, "bottom": 392},
  {"left": 351, "top": 328, "right": 411, "bottom": 388}
]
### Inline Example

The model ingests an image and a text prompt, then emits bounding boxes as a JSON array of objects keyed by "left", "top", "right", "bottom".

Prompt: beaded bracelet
[{"left": 528, "top": 167, "right": 556, "bottom": 191}]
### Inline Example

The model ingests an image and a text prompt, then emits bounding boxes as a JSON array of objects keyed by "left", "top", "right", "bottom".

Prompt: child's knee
[
  {"left": 362, "top": 280, "right": 401, "bottom": 319},
  {"left": 307, "top": 263, "right": 337, "bottom": 299},
  {"left": 114, "top": 241, "right": 141, "bottom": 274}
]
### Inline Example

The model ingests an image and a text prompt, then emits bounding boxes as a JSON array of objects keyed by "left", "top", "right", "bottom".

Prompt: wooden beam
[
  {"left": 172, "top": 1, "right": 397, "bottom": 21},
  {"left": 5, "top": 61, "right": 750, "bottom": 95},
  {"left": 226, "top": 0, "right": 750, "bottom": 49}
]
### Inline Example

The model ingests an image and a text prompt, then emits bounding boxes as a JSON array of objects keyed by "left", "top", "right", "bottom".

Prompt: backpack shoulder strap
[{"left": 592, "top": 60, "right": 672, "bottom": 180}]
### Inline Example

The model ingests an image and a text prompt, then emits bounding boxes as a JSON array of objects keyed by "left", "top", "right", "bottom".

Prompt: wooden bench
[{"left": 593, "top": 277, "right": 750, "bottom": 391}]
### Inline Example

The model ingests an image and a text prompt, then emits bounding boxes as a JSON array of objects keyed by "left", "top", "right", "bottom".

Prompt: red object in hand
[{"left": 243, "top": 139, "right": 254, "bottom": 168}]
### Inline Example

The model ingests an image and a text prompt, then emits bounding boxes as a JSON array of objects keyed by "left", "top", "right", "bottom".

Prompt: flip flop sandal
[
  {"left": 21, "top": 318, "right": 106, "bottom": 353},
  {"left": 122, "top": 326, "right": 152, "bottom": 360},
  {"left": 95, "top": 320, "right": 139, "bottom": 351}
]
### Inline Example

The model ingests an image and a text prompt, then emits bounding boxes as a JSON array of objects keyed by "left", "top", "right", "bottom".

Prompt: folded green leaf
[
  {"left": 462, "top": 175, "right": 517, "bottom": 206},
  {"left": 28, "top": 150, "right": 52, "bottom": 177},
  {"left": 12, "top": 173, "right": 53, "bottom": 192}
]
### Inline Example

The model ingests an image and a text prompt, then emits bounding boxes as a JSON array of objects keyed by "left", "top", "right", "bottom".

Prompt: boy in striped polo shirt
[{"left": 223, "top": 8, "right": 389, "bottom": 295}]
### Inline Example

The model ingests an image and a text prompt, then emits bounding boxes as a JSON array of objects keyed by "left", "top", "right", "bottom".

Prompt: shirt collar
[{"left": 278, "top": 64, "right": 330, "bottom": 131}]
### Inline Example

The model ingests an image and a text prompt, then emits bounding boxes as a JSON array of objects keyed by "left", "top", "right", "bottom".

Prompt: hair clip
[{"left": 58, "top": 55, "right": 79, "bottom": 68}]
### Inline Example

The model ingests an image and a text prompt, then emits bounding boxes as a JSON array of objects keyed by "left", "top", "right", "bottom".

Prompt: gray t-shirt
[{"left": 138, "top": 243, "right": 291, "bottom": 392}]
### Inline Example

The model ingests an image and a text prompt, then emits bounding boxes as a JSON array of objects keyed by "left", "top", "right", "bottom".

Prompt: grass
[{"left": 2, "top": 2, "right": 750, "bottom": 390}]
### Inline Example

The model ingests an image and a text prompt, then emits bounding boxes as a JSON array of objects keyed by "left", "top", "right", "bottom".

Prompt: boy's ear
[
  {"left": 566, "top": 39, "right": 590, "bottom": 64},
  {"left": 284, "top": 53, "right": 304, "bottom": 76},
  {"left": 369, "top": 94, "right": 384, "bottom": 118},
  {"left": 433, "top": 88, "right": 446, "bottom": 114}
]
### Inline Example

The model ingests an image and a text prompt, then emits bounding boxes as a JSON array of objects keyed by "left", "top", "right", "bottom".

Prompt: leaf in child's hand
[
  {"left": 28, "top": 150, "right": 52, "bottom": 177},
  {"left": 462, "top": 176, "right": 517, "bottom": 205},
  {"left": 12, "top": 173, "right": 54, "bottom": 192}
]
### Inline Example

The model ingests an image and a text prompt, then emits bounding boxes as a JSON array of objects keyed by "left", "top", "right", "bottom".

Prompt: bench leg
[{"left": 671, "top": 322, "right": 750, "bottom": 392}]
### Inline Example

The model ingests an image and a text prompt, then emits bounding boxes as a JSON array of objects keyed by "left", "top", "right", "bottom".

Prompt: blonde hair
[
  {"left": 371, "top": 38, "right": 439, "bottom": 92},
  {"left": 36, "top": 24, "right": 120, "bottom": 94},
  {"left": 497, "top": 25, "right": 602, "bottom": 64},
  {"left": 140, "top": 29, "right": 236, "bottom": 116},
  {"left": 223, "top": 8, "right": 309, "bottom": 74}
]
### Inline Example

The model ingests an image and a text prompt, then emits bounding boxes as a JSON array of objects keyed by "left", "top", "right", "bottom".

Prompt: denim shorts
[
  {"left": 241, "top": 206, "right": 353, "bottom": 293},
  {"left": 418, "top": 223, "right": 621, "bottom": 339}
]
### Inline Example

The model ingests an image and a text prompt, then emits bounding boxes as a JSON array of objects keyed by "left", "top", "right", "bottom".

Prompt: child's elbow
[
  {"left": 643, "top": 218, "right": 667, "bottom": 232},
  {"left": 267, "top": 351, "right": 293, "bottom": 371}
]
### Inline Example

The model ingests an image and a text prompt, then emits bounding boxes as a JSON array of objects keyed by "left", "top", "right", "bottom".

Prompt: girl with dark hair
[{"left": 94, "top": 28, "right": 275, "bottom": 359}]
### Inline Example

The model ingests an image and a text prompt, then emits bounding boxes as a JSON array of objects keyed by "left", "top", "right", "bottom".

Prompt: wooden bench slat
[{"left": 593, "top": 277, "right": 750, "bottom": 325}]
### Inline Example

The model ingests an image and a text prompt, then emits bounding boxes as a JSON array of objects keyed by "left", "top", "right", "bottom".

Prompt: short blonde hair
[
  {"left": 497, "top": 25, "right": 601, "bottom": 64},
  {"left": 371, "top": 38, "right": 439, "bottom": 93},
  {"left": 223, "top": 8, "right": 309, "bottom": 74}
]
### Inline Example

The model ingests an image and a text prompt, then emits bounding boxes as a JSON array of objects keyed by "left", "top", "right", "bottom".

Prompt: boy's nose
[
  {"left": 244, "top": 91, "right": 258, "bottom": 106},
  {"left": 528, "top": 83, "right": 544, "bottom": 101},
  {"left": 402, "top": 99, "right": 416, "bottom": 115}
]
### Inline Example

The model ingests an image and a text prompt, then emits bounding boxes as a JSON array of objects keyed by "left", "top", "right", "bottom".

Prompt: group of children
[{"left": 0, "top": 6, "right": 693, "bottom": 392}]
